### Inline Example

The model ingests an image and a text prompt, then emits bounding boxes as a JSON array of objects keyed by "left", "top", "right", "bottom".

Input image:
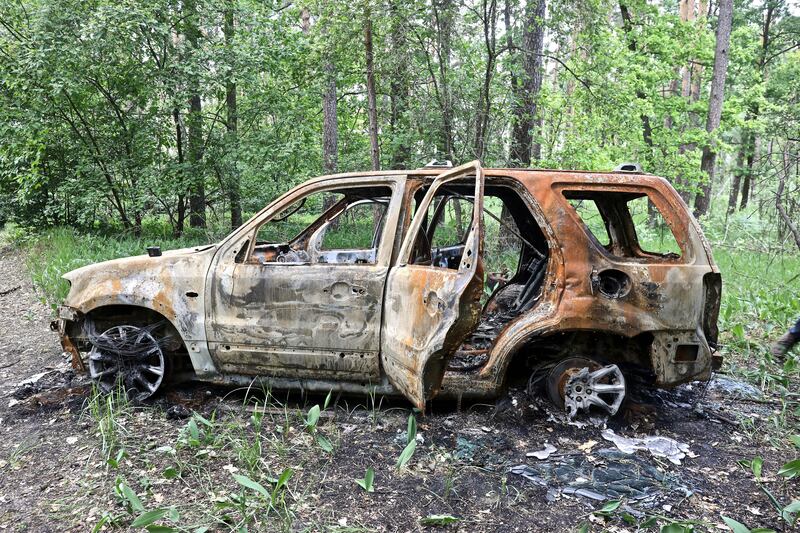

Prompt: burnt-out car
[{"left": 52, "top": 161, "right": 721, "bottom": 416}]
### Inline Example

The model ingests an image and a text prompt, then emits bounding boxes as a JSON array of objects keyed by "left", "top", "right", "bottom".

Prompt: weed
[
  {"left": 305, "top": 394, "right": 336, "bottom": 454},
  {"left": 442, "top": 465, "right": 459, "bottom": 501},
  {"left": 367, "top": 385, "right": 383, "bottom": 427},
  {"left": 232, "top": 401, "right": 265, "bottom": 475},
  {"left": 85, "top": 382, "right": 130, "bottom": 463},
  {"left": 8, "top": 438, "right": 42, "bottom": 467},
  {"left": 738, "top": 453, "right": 800, "bottom": 526},
  {"left": 355, "top": 467, "right": 375, "bottom": 493},
  {"left": 419, "top": 514, "right": 460, "bottom": 526},
  {"left": 178, "top": 411, "right": 218, "bottom": 449},
  {"left": 223, "top": 468, "right": 295, "bottom": 528},
  {"left": 396, "top": 413, "right": 418, "bottom": 470}
]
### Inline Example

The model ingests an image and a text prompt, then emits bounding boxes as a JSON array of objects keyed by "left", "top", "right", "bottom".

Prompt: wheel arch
[
  {"left": 80, "top": 304, "right": 197, "bottom": 379},
  {"left": 483, "top": 325, "right": 655, "bottom": 392}
]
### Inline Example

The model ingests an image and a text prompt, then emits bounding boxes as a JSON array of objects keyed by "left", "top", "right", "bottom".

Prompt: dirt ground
[{"left": 0, "top": 246, "right": 797, "bottom": 532}]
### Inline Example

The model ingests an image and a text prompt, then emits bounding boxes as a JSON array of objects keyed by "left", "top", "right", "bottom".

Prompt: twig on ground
[{"left": 0, "top": 286, "right": 20, "bottom": 296}]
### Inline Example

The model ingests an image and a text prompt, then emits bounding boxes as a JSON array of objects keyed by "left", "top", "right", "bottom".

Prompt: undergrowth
[{"left": 9, "top": 225, "right": 224, "bottom": 311}]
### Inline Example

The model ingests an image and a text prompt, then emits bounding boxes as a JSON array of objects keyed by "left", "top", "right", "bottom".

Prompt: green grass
[{"left": 15, "top": 226, "right": 218, "bottom": 311}]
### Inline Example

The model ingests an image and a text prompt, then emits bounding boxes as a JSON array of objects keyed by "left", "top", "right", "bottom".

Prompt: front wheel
[{"left": 88, "top": 324, "right": 166, "bottom": 401}]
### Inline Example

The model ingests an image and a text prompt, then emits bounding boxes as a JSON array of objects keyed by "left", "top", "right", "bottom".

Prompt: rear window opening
[
  {"left": 408, "top": 182, "right": 549, "bottom": 373},
  {"left": 563, "top": 190, "right": 682, "bottom": 260}
]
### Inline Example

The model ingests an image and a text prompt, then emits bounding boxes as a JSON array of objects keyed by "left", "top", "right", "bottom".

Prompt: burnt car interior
[
  {"left": 245, "top": 186, "right": 393, "bottom": 265},
  {"left": 407, "top": 180, "right": 551, "bottom": 372}
]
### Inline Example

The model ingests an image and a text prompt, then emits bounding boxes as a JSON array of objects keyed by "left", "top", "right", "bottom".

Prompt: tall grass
[{"left": 17, "top": 226, "right": 218, "bottom": 311}]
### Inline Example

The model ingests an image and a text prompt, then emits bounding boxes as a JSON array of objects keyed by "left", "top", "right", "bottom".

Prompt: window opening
[{"left": 248, "top": 186, "right": 392, "bottom": 265}]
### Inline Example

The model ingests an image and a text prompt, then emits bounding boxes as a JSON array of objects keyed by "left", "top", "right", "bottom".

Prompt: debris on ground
[
  {"left": 165, "top": 404, "right": 192, "bottom": 420},
  {"left": 547, "top": 411, "right": 608, "bottom": 429},
  {"left": 453, "top": 430, "right": 513, "bottom": 466},
  {"left": 706, "top": 375, "right": 763, "bottom": 400},
  {"left": 10, "top": 365, "right": 79, "bottom": 403},
  {"left": 601, "top": 429, "right": 692, "bottom": 465},
  {"left": 510, "top": 448, "right": 693, "bottom": 506},
  {"left": 17, "top": 371, "right": 49, "bottom": 387},
  {"left": 527, "top": 443, "right": 557, "bottom": 460},
  {"left": 394, "top": 429, "right": 425, "bottom": 446}
]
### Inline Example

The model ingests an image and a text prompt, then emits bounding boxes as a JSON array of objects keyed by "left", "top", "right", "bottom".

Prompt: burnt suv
[{"left": 53, "top": 161, "right": 721, "bottom": 416}]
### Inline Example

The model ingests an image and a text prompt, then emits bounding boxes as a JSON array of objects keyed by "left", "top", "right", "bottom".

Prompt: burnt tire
[{"left": 88, "top": 324, "right": 166, "bottom": 401}]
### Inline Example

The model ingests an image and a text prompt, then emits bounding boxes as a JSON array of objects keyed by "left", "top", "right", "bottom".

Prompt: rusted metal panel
[
  {"left": 380, "top": 161, "right": 485, "bottom": 410},
  {"left": 204, "top": 175, "right": 407, "bottom": 383},
  {"left": 58, "top": 247, "right": 218, "bottom": 375},
  {"left": 475, "top": 171, "right": 720, "bottom": 392},
  {"left": 208, "top": 264, "right": 387, "bottom": 380}
]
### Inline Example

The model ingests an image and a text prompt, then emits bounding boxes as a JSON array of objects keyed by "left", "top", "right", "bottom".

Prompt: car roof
[{"left": 304, "top": 167, "right": 669, "bottom": 189}]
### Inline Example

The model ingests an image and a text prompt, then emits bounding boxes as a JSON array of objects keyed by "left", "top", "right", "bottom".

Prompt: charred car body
[{"left": 53, "top": 161, "right": 722, "bottom": 415}]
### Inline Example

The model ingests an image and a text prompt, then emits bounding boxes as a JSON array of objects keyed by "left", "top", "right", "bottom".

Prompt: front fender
[{"left": 61, "top": 247, "right": 218, "bottom": 375}]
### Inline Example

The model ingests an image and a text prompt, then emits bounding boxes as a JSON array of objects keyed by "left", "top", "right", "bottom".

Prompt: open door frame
[{"left": 380, "top": 161, "right": 485, "bottom": 409}]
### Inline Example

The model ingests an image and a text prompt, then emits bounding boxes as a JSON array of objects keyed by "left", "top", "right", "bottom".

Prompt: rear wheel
[
  {"left": 88, "top": 324, "right": 166, "bottom": 401},
  {"left": 544, "top": 356, "right": 626, "bottom": 417}
]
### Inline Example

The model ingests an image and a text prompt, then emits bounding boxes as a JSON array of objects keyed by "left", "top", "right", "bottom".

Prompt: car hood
[
  {"left": 62, "top": 245, "right": 216, "bottom": 285},
  {"left": 61, "top": 245, "right": 218, "bottom": 330}
]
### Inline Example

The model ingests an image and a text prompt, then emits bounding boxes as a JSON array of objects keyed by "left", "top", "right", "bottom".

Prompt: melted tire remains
[{"left": 88, "top": 324, "right": 165, "bottom": 400}]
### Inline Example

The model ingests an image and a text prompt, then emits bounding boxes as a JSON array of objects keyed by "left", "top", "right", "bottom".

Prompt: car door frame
[
  {"left": 204, "top": 174, "right": 406, "bottom": 381},
  {"left": 380, "top": 161, "right": 485, "bottom": 410}
]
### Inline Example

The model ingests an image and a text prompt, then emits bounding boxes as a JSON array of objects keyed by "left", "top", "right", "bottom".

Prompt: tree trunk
[
  {"left": 388, "top": 0, "right": 410, "bottom": 169},
  {"left": 740, "top": 135, "right": 756, "bottom": 209},
  {"left": 689, "top": 0, "right": 706, "bottom": 103},
  {"left": 694, "top": 0, "right": 733, "bottom": 218},
  {"left": 777, "top": 144, "right": 800, "bottom": 250},
  {"left": 738, "top": 5, "right": 773, "bottom": 211},
  {"left": 172, "top": 108, "right": 186, "bottom": 237},
  {"left": 322, "top": 62, "right": 338, "bottom": 175},
  {"left": 185, "top": 0, "right": 205, "bottom": 228},
  {"left": 224, "top": 1, "right": 242, "bottom": 230},
  {"left": 364, "top": 8, "right": 380, "bottom": 171},
  {"left": 510, "top": 0, "right": 546, "bottom": 166},
  {"left": 321, "top": 10, "right": 339, "bottom": 219},
  {"left": 433, "top": 0, "right": 455, "bottom": 161},
  {"left": 727, "top": 147, "right": 744, "bottom": 215},
  {"left": 473, "top": 0, "right": 498, "bottom": 160}
]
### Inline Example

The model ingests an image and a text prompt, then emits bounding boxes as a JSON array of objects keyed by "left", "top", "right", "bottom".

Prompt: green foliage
[
  {"left": 721, "top": 516, "right": 776, "bottom": 533},
  {"left": 593, "top": 499, "right": 621, "bottom": 517},
  {"left": 305, "top": 405, "right": 321, "bottom": 432},
  {"left": 355, "top": 467, "right": 375, "bottom": 493},
  {"left": 777, "top": 459, "right": 800, "bottom": 479},
  {"left": 0, "top": 0, "right": 796, "bottom": 239},
  {"left": 86, "top": 382, "right": 130, "bottom": 463},
  {"left": 396, "top": 413, "right": 418, "bottom": 470},
  {"left": 737, "top": 455, "right": 800, "bottom": 526}
]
